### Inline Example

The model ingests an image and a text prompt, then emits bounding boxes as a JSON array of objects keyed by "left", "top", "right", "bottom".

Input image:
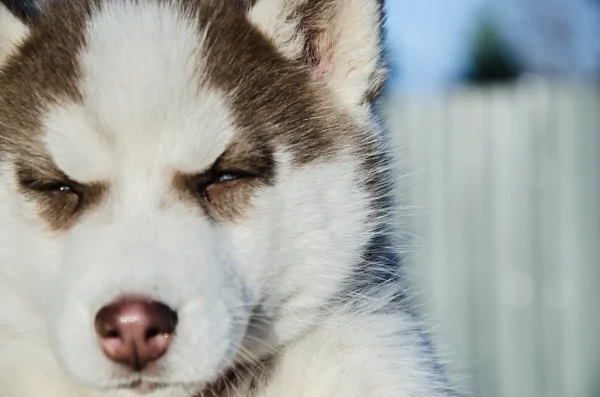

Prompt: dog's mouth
[{"left": 124, "top": 364, "right": 243, "bottom": 396}]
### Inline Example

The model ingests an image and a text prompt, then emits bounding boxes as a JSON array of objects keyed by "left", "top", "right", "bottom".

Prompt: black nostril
[
  {"left": 95, "top": 307, "right": 123, "bottom": 339},
  {"left": 145, "top": 327, "right": 160, "bottom": 340},
  {"left": 145, "top": 301, "right": 178, "bottom": 336},
  {"left": 105, "top": 329, "right": 120, "bottom": 339}
]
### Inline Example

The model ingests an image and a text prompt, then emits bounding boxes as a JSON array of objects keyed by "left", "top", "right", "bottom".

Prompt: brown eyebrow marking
[
  {"left": 172, "top": 136, "right": 276, "bottom": 223},
  {"left": 14, "top": 158, "right": 109, "bottom": 232}
]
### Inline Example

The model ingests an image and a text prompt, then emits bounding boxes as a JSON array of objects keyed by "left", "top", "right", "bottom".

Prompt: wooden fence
[{"left": 383, "top": 79, "right": 600, "bottom": 397}]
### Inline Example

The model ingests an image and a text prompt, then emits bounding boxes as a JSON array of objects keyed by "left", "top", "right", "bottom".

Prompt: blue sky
[
  {"left": 384, "top": 0, "right": 485, "bottom": 95},
  {"left": 383, "top": 0, "right": 600, "bottom": 96}
]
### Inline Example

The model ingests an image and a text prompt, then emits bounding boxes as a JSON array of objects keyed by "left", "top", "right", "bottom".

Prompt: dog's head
[{"left": 0, "top": 0, "right": 388, "bottom": 394}]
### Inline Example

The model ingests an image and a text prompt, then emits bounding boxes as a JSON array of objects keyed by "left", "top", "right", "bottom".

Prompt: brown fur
[
  {"left": 172, "top": 136, "right": 276, "bottom": 223},
  {"left": 0, "top": 0, "right": 386, "bottom": 230}
]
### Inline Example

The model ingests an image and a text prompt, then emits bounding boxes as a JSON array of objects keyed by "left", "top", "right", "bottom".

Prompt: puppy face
[{"left": 0, "top": 0, "right": 387, "bottom": 394}]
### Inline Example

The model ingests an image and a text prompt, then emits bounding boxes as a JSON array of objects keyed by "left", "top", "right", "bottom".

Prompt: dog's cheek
[
  {"left": 10, "top": 199, "right": 68, "bottom": 311},
  {"left": 225, "top": 216, "right": 273, "bottom": 302}
]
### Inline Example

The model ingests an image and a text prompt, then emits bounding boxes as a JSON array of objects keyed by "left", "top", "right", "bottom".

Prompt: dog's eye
[
  {"left": 211, "top": 171, "right": 257, "bottom": 186},
  {"left": 37, "top": 182, "right": 77, "bottom": 194},
  {"left": 215, "top": 172, "right": 239, "bottom": 184},
  {"left": 21, "top": 178, "right": 81, "bottom": 200},
  {"left": 46, "top": 183, "right": 74, "bottom": 193},
  {"left": 199, "top": 171, "right": 255, "bottom": 202}
]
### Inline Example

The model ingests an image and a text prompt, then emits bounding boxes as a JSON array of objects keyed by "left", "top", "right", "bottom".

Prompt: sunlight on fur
[{"left": 0, "top": 0, "right": 453, "bottom": 395}]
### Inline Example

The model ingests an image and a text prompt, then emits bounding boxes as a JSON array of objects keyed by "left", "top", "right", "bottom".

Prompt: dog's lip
[
  {"left": 119, "top": 364, "right": 237, "bottom": 396},
  {"left": 119, "top": 380, "right": 220, "bottom": 397},
  {"left": 125, "top": 380, "right": 164, "bottom": 395}
]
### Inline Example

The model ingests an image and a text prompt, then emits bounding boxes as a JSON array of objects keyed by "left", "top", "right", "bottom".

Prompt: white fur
[
  {"left": 42, "top": 1, "right": 249, "bottom": 390},
  {"left": 0, "top": 0, "right": 451, "bottom": 396},
  {"left": 235, "top": 306, "right": 447, "bottom": 397},
  {"left": 0, "top": 3, "right": 29, "bottom": 64}
]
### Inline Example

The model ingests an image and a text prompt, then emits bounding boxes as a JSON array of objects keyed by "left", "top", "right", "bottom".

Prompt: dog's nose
[{"left": 94, "top": 299, "right": 178, "bottom": 371}]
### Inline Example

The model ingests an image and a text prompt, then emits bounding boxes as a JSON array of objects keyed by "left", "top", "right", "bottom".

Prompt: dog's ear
[
  {"left": 246, "top": 0, "right": 388, "bottom": 110},
  {"left": 0, "top": 0, "right": 35, "bottom": 66}
]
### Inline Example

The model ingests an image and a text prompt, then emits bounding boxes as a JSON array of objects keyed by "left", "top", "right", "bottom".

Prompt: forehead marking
[
  {"left": 42, "top": 103, "right": 113, "bottom": 183},
  {"left": 42, "top": 0, "right": 236, "bottom": 183},
  {"left": 80, "top": 0, "right": 204, "bottom": 127}
]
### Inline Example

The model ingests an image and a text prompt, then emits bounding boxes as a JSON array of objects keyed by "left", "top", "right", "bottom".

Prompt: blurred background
[{"left": 380, "top": 1, "right": 600, "bottom": 396}]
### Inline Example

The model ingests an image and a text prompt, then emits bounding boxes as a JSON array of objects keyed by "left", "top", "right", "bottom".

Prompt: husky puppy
[{"left": 0, "top": 0, "right": 451, "bottom": 395}]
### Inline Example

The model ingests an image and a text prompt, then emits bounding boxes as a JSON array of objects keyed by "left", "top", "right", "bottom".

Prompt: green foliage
[{"left": 466, "top": 17, "right": 521, "bottom": 84}]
